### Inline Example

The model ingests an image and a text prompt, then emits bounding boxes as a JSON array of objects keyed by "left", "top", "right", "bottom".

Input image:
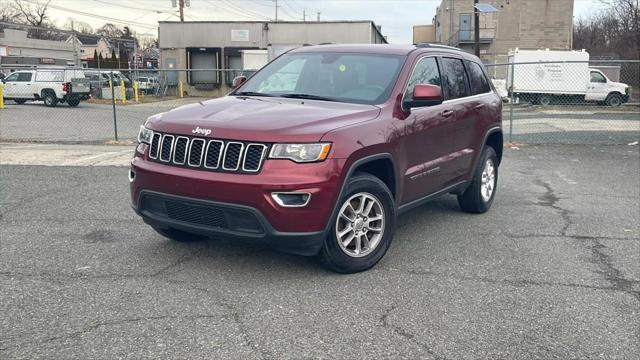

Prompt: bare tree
[{"left": 11, "top": 0, "right": 50, "bottom": 27}]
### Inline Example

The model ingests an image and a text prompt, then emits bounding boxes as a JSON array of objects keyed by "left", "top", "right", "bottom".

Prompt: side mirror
[
  {"left": 232, "top": 75, "right": 247, "bottom": 89},
  {"left": 411, "top": 84, "right": 443, "bottom": 106}
]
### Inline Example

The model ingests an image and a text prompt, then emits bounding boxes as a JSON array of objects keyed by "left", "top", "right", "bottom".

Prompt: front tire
[
  {"left": 606, "top": 93, "right": 622, "bottom": 107},
  {"left": 318, "top": 173, "right": 396, "bottom": 273},
  {"left": 43, "top": 91, "right": 58, "bottom": 107},
  {"left": 537, "top": 94, "right": 551, "bottom": 106},
  {"left": 458, "top": 146, "right": 498, "bottom": 213}
]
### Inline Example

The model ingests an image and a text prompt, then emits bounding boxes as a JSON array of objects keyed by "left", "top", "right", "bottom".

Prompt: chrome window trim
[
  {"left": 187, "top": 138, "right": 206, "bottom": 167},
  {"left": 242, "top": 143, "right": 267, "bottom": 172},
  {"left": 222, "top": 142, "right": 244, "bottom": 171},
  {"left": 204, "top": 140, "right": 225, "bottom": 169},
  {"left": 172, "top": 136, "right": 189, "bottom": 165},
  {"left": 149, "top": 133, "right": 162, "bottom": 159},
  {"left": 159, "top": 134, "right": 174, "bottom": 162},
  {"left": 271, "top": 192, "right": 312, "bottom": 207}
]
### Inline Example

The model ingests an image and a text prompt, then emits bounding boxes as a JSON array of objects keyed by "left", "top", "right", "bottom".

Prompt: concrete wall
[{"left": 0, "top": 29, "right": 77, "bottom": 64}]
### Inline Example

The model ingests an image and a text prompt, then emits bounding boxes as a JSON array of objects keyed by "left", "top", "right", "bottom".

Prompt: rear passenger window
[
  {"left": 465, "top": 61, "right": 490, "bottom": 95},
  {"left": 440, "top": 58, "right": 470, "bottom": 100},
  {"left": 403, "top": 57, "right": 441, "bottom": 105}
]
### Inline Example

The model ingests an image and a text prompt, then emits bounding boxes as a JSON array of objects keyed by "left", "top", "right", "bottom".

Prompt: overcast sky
[{"left": 42, "top": 0, "right": 607, "bottom": 43}]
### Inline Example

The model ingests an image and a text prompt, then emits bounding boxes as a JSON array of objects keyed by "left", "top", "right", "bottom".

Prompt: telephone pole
[
  {"left": 474, "top": 0, "right": 480, "bottom": 56},
  {"left": 179, "top": 0, "right": 184, "bottom": 22},
  {"left": 274, "top": 0, "right": 278, "bottom": 22},
  {"left": 303, "top": 9, "right": 306, "bottom": 22},
  {"left": 317, "top": 12, "right": 321, "bottom": 21}
]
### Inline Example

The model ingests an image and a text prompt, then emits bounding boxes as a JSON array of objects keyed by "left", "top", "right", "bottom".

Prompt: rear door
[
  {"left": 439, "top": 57, "right": 473, "bottom": 185},
  {"left": 399, "top": 56, "right": 457, "bottom": 202},
  {"left": 14, "top": 72, "right": 34, "bottom": 98}
]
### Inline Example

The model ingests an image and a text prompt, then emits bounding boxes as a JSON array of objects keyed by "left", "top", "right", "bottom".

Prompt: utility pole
[
  {"left": 317, "top": 12, "right": 321, "bottom": 21},
  {"left": 474, "top": 0, "right": 480, "bottom": 56},
  {"left": 274, "top": 0, "right": 278, "bottom": 22},
  {"left": 303, "top": 9, "right": 306, "bottom": 22},
  {"left": 179, "top": 0, "right": 184, "bottom": 22}
]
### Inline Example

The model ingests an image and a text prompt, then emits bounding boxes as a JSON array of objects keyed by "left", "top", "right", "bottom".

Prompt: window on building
[
  {"left": 440, "top": 57, "right": 470, "bottom": 100},
  {"left": 465, "top": 60, "right": 490, "bottom": 95}
]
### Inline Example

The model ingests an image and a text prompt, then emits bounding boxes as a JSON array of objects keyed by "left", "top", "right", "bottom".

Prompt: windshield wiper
[
  {"left": 234, "top": 91, "right": 275, "bottom": 97},
  {"left": 279, "top": 93, "right": 338, "bottom": 102}
]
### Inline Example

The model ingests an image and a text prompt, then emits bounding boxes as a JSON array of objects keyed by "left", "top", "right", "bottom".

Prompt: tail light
[{"left": 62, "top": 82, "right": 71, "bottom": 92}]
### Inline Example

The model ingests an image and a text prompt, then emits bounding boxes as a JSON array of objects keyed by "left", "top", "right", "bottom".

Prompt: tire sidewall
[
  {"left": 475, "top": 147, "right": 498, "bottom": 212},
  {"left": 43, "top": 92, "right": 57, "bottom": 107},
  {"left": 607, "top": 94, "right": 621, "bottom": 107},
  {"left": 321, "top": 174, "right": 396, "bottom": 273}
]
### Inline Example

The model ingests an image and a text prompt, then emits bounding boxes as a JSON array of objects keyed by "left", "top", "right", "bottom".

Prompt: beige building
[
  {"left": 158, "top": 21, "right": 387, "bottom": 97},
  {"left": 412, "top": 25, "right": 436, "bottom": 44},
  {"left": 423, "top": 0, "right": 574, "bottom": 67}
]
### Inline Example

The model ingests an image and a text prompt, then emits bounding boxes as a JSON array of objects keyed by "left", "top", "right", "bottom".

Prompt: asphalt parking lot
[
  {"left": 0, "top": 99, "right": 638, "bottom": 144},
  {"left": 1, "top": 144, "right": 638, "bottom": 358}
]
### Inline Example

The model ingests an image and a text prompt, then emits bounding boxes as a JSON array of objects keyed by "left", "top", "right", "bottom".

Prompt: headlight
[
  {"left": 269, "top": 143, "right": 331, "bottom": 163},
  {"left": 137, "top": 125, "right": 153, "bottom": 144}
]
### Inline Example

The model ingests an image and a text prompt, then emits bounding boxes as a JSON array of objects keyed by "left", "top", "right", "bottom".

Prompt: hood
[
  {"left": 145, "top": 96, "right": 381, "bottom": 142},
  {"left": 609, "top": 81, "right": 629, "bottom": 90}
]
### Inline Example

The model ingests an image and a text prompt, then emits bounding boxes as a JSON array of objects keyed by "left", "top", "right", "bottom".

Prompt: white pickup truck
[
  {"left": 1, "top": 69, "right": 90, "bottom": 107},
  {"left": 506, "top": 49, "right": 630, "bottom": 106}
]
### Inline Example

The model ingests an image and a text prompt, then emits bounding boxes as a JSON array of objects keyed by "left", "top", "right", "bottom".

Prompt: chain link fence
[{"left": 0, "top": 62, "right": 638, "bottom": 144}]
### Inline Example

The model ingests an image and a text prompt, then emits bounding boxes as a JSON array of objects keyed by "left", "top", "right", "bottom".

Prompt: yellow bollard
[
  {"left": 179, "top": 80, "right": 184, "bottom": 98},
  {"left": 0, "top": 82, "right": 4, "bottom": 109},
  {"left": 120, "top": 79, "right": 126, "bottom": 104},
  {"left": 133, "top": 81, "right": 139, "bottom": 103}
]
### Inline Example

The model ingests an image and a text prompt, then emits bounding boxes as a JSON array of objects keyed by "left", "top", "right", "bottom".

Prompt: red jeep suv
[{"left": 130, "top": 44, "right": 503, "bottom": 273}]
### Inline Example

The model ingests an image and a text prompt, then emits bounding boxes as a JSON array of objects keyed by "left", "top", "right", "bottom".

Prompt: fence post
[
  {"left": 110, "top": 72, "right": 118, "bottom": 141},
  {"left": 0, "top": 82, "right": 4, "bottom": 109},
  {"left": 508, "top": 61, "right": 515, "bottom": 143}
]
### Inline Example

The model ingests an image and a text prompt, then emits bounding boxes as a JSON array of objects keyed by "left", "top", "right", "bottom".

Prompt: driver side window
[
  {"left": 403, "top": 57, "right": 441, "bottom": 105},
  {"left": 5, "top": 73, "right": 19, "bottom": 82},
  {"left": 590, "top": 71, "right": 606, "bottom": 83}
]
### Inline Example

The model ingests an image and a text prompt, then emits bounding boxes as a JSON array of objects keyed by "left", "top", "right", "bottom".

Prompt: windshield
[{"left": 235, "top": 52, "right": 406, "bottom": 105}]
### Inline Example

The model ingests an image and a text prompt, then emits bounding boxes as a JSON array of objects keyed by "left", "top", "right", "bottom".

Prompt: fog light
[
  {"left": 271, "top": 192, "right": 311, "bottom": 207},
  {"left": 128, "top": 169, "right": 136, "bottom": 182}
]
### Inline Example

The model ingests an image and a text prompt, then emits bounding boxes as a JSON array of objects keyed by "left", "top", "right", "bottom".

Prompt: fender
[{"left": 320, "top": 153, "right": 397, "bottom": 235}]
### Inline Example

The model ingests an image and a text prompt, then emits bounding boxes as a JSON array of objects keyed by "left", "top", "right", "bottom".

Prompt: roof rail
[{"left": 415, "top": 43, "right": 460, "bottom": 50}]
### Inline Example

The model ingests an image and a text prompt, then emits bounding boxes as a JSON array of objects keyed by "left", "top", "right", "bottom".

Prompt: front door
[
  {"left": 586, "top": 70, "right": 609, "bottom": 101},
  {"left": 399, "top": 56, "right": 456, "bottom": 203}
]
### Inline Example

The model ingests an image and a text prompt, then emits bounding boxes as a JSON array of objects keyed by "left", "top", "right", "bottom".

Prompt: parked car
[
  {"left": 506, "top": 49, "right": 630, "bottom": 106},
  {"left": 130, "top": 44, "right": 503, "bottom": 273},
  {"left": 1, "top": 69, "right": 90, "bottom": 107},
  {"left": 137, "top": 76, "right": 158, "bottom": 94}
]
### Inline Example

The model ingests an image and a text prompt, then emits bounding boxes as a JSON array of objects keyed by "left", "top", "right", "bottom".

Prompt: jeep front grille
[{"left": 147, "top": 131, "right": 269, "bottom": 174}]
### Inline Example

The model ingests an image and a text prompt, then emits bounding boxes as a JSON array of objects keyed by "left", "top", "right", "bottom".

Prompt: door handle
[
  {"left": 441, "top": 110, "right": 454, "bottom": 117},
  {"left": 475, "top": 104, "right": 485, "bottom": 109}
]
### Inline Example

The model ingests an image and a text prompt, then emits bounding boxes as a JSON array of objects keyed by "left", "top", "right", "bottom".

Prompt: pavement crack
[
  {"left": 587, "top": 239, "right": 640, "bottom": 302},
  {"left": 534, "top": 179, "right": 573, "bottom": 236},
  {"left": 379, "top": 304, "right": 446, "bottom": 359}
]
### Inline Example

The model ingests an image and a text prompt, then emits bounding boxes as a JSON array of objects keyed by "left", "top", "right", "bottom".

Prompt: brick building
[{"left": 416, "top": 0, "right": 574, "bottom": 69}]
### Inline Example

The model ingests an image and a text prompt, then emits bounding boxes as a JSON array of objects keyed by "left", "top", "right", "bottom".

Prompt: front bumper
[
  {"left": 133, "top": 190, "right": 325, "bottom": 256},
  {"left": 130, "top": 147, "right": 347, "bottom": 255}
]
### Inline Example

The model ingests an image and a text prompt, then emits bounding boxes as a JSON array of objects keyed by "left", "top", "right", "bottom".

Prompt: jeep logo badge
[{"left": 192, "top": 126, "right": 212, "bottom": 136}]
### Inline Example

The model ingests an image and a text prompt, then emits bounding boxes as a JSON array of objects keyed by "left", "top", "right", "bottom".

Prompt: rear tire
[
  {"left": 14, "top": 99, "right": 27, "bottom": 104},
  {"left": 537, "top": 94, "right": 551, "bottom": 106},
  {"left": 152, "top": 226, "right": 205, "bottom": 242},
  {"left": 458, "top": 146, "right": 498, "bottom": 214},
  {"left": 318, "top": 173, "right": 396, "bottom": 274},
  {"left": 43, "top": 91, "right": 58, "bottom": 107},
  {"left": 606, "top": 93, "right": 622, "bottom": 107}
]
